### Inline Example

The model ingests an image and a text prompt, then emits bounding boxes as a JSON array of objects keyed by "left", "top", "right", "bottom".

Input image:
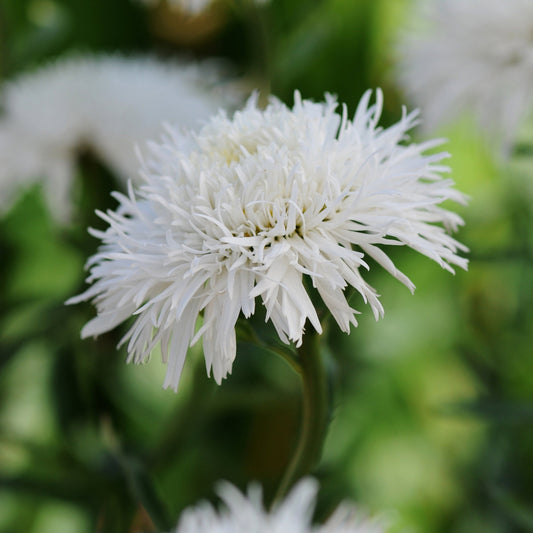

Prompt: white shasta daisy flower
[
  {"left": 68, "top": 90, "right": 467, "bottom": 391},
  {"left": 173, "top": 478, "right": 388, "bottom": 533},
  {"left": 0, "top": 55, "right": 241, "bottom": 221},
  {"left": 397, "top": 0, "right": 533, "bottom": 154}
]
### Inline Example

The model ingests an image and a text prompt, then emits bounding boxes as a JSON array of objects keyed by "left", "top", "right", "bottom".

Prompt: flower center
[{"left": 216, "top": 138, "right": 260, "bottom": 165}]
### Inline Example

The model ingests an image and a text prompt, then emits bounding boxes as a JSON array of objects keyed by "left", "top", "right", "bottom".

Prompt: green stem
[
  {"left": 232, "top": 0, "right": 271, "bottom": 97},
  {"left": 102, "top": 421, "right": 172, "bottom": 531},
  {"left": 150, "top": 356, "right": 215, "bottom": 469},
  {"left": 273, "top": 330, "right": 330, "bottom": 503},
  {"left": 238, "top": 321, "right": 302, "bottom": 374},
  {"left": 118, "top": 455, "right": 172, "bottom": 532}
]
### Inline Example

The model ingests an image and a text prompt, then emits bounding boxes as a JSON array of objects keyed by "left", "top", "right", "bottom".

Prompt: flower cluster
[
  {"left": 69, "top": 89, "right": 467, "bottom": 391},
  {"left": 173, "top": 478, "right": 387, "bottom": 533},
  {"left": 397, "top": 0, "right": 533, "bottom": 154},
  {"left": 0, "top": 55, "right": 241, "bottom": 221}
]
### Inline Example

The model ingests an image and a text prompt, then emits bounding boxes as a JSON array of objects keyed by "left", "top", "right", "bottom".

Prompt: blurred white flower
[
  {"left": 173, "top": 478, "right": 387, "bottom": 533},
  {"left": 138, "top": 0, "right": 269, "bottom": 16},
  {"left": 0, "top": 55, "right": 241, "bottom": 221},
  {"left": 138, "top": 0, "right": 210, "bottom": 14},
  {"left": 68, "top": 89, "right": 467, "bottom": 390},
  {"left": 397, "top": 0, "right": 533, "bottom": 154}
]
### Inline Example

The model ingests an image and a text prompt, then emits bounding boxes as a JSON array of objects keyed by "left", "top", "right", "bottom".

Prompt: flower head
[
  {"left": 69, "top": 90, "right": 467, "bottom": 390},
  {"left": 173, "top": 478, "right": 387, "bottom": 533},
  {"left": 0, "top": 54, "right": 241, "bottom": 221},
  {"left": 396, "top": 0, "right": 533, "bottom": 154}
]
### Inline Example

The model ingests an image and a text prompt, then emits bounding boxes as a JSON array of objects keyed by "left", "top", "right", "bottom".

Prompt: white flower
[
  {"left": 396, "top": 0, "right": 533, "bottom": 154},
  {"left": 173, "top": 478, "right": 388, "bottom": 533},
  {"left": 138, "top": 0, "right": 211, "bottom": 14},
  {"left": 138, "top": 0, "right": 269, "bottom": 16},
  {"left": 68, "top": 90, "right": 467, "bottom": 391},
  {"left": 0, "top": 55, "right": 241, "bottom": 221}
]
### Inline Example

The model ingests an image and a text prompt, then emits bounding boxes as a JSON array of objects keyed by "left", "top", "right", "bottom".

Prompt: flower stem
[
  {"left": 273, "top": 330, "right": 330, "bottom": 503},
  {"left": 102, "top": 419, "right": 172, "bottom": 531},
  {"left": 232, "top": 0, "right": 271, "bottom": 98},
  {"left": 119, "top": 455, "right": 172, "bottom": 532}
]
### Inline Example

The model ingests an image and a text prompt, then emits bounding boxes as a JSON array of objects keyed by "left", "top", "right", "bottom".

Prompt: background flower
[
  {"left": 137, "top": 0, "right": 270, "bottom": 16},
  {"left": 0, "top": 54, "right": 242, "bottom": 221},
  {"left": 174, "top": 478, "right": 387, "bottom": 533},
  {"left": 396, "top": 0, "right": 533, "bottom": 154},
  {"left": 70, "top": 90, "right": 467, "bottom": 390}
]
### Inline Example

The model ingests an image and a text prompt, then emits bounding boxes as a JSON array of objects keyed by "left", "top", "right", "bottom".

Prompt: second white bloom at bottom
[
  {"left": 69, "top": 90, "right": 467, "bottom": 390},
  {"left": 174, "top": 478, "right": 388, "bottom": 533}
]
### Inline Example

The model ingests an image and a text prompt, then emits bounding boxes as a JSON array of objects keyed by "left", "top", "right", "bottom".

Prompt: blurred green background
[{"left": 0, "top": 0, "right": 532, "bottom": 532}]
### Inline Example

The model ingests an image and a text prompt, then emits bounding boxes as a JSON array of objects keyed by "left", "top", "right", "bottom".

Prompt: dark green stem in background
[
  {"left": 273, "top": 330, "right": 330, "bottom": 504},
  {"left": 103, "top": 422, "right": 172, "bottom": 531},
  {"left": 118, "top": 455, "right": 172, "bottom": 532},
  {"left": 232, "top": 0, "right": 272, "bottom": 97}
]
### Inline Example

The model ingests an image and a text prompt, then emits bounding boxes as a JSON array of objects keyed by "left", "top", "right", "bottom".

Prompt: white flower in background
[
  {"left": 397, "top": 0, "right": 533, "bottom": 155},
  {"left": 138, "top": 0, "right": 211, "bottom": 14},
  {"left": 0, "top": 55, "right": 241, "bottom": 221},
  {"left": 173, "top": 478, "right": 388, "bottom": 533},
  {"left": 68, "top": 89, "right": 467, "bottom": 391},
  {"left": 138, "top": 0, "right": 269, "bottom": 16}
]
